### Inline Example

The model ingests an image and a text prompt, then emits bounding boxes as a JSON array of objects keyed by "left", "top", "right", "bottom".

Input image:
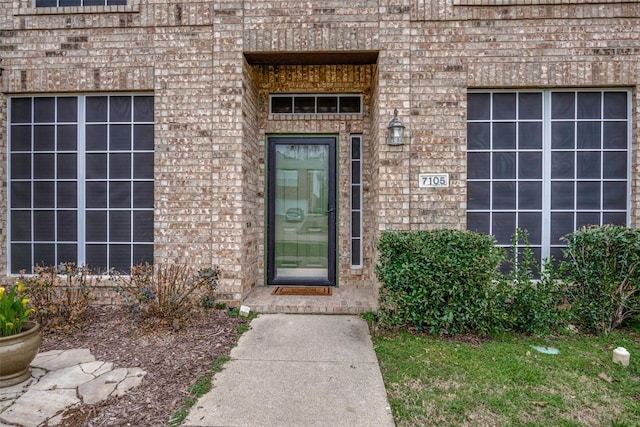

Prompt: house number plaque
[{"left": 419, "top": 173, "right": 449, "bottom": 188}]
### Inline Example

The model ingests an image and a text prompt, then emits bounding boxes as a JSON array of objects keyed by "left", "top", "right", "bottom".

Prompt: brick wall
[{"left": 1, "top": 0, "right": 639, "bottom": 301}]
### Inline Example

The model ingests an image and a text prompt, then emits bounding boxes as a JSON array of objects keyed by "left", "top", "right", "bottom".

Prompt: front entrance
[{"left": 267, "top": 136, "right": 337, "bottom": 286}]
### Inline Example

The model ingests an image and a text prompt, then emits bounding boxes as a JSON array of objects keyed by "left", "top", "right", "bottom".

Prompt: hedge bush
[
  {"left": 375, "top": 229, "right": 505, "bottom": 335},
  {"left": 559, "top": 224, "right": 640, "bottom": 334}
]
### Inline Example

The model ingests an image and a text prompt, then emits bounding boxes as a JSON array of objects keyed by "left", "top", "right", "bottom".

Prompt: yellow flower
[
  {"left": 16, "top": 282, "right": 25, "bottom": 293},
  {"left": 22, "top": 298, "right": 30, "bottom": 308},
  {"left": 0, "top": 287, "right": 4, "bottom": 299},
  {"left": 5, "top": 322, "right": 13, "bottom": 329}
]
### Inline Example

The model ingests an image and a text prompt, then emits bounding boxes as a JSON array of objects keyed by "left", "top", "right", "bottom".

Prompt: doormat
[{"left": 272, "top": 286, "right": 333, "bottom": 296}]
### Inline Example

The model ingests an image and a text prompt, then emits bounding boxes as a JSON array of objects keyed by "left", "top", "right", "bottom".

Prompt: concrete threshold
[{"left": 242, "top": 286, "right": 379, "bottom": 314}]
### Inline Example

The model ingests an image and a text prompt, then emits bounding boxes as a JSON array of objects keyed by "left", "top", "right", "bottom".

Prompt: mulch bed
[{"left": 40, "top": 305, "right": 246, "bottom": 426}]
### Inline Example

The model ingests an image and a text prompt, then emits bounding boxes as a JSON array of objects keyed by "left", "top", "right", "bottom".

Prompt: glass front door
[{"left": 267, "top": 137, "right": 336, "bottom": 286}]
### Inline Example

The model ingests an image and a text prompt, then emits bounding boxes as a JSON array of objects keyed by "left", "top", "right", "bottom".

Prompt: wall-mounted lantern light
[{"left": 387, "top": 109, "right": 405, "bottom": 146}]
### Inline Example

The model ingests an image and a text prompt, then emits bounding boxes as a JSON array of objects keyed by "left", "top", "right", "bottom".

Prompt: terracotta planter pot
[{"left": 0, "top": 321, "right": 41, "bottom": 388}]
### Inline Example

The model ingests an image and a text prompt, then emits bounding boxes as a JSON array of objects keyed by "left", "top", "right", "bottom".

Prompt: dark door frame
[{"left": 266, "top": 136, "right": 337, "bottom": 286}]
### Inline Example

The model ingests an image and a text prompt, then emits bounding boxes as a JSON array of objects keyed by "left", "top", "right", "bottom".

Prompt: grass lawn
[{"left": 374, "top": 325, "right": 640, "bottom": 426}]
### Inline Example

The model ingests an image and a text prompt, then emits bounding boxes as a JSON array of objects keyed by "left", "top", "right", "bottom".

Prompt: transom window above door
[
  {"left": 467, "top": 90, "right": 630, "bottom": 269},
  {"left": 270, "top": 94, "right": 362, "bottom": 115}
]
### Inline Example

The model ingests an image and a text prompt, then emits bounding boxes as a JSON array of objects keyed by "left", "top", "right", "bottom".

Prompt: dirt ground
[{"left": 40, "top": 305, "right": 246, "bottom": 426}]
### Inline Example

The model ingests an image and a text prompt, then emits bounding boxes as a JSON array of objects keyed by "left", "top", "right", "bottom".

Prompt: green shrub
[
  {"left": 21, "top": 263, "right": 95, "bottom": 332},
  {"left": 114, "top": 263, "right": 219, "bottom": 324},
  {"left": 375, "top": 230, "right": 505, "bottom": 335},
  {"left": 559, "top": 224, "right": 640, "bottom": 334},
  {"left": 498, "top": 229, "right": 562, "bottom": 335}
]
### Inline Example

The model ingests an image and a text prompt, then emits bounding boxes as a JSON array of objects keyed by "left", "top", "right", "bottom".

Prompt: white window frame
[{"left": 350, "top": 134, "right": 363, "bottom": 268}]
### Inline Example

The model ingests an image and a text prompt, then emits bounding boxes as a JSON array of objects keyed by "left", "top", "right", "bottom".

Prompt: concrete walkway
[
  {"left": 0, "top": 349, "right": 146, "bottom": 427},
  {"left": 183, "top": 314, "right": 395, "bottom": 427}
]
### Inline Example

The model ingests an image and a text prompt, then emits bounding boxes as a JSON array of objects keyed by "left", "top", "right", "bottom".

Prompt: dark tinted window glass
[
  {"left": 11, "top": 154, "right": 31, "bottom": 179},
  {"left": 133, "top": 211, "right": 154, "bottom": 242},
  {"left": 86, "top": 212, "right": 107, "bottom": 241},
  {"left": 577, "top": 92, "right": 601, "bottom": 119},
  {"left": 551, "top": 152, "right": 574, "bottom": 179},
  {"left": 518, "top": 93, "right": 542, "bottom": 119},
  {"left": 86, "top": 245, "right": 107, "bottom": 269},
  {"left": 109, "top": 245, "right": 131, "bottom": 273},
  {"left": 57, "top": 153, "right": 77, "bottom": 179},
  {"left": 110, "top": 211, "right": 131, "bottom": 242},
  {"left": 576, "top": 182, "right": 601, "bottom": 209},
  {"left": 134, "top": 124, "right": 154, "bottom": 150},
  {"left": 110, "top": 124, "right": 131, "bottom": 150},
  {"left": 34, "top": 125, "right": 55, "bottom": 151},
  {"left": 518, "top": 152, "right": 542, "bottom": 179},
  {"left": 11, "top": 244, "right": 32, "bottom": 273},
  {"left": 467, "top": 123, "right": 490, "bottom": 150},
  {"left": 467, "top": 182, "right": 490, "bottom": 210},
  {"left": 271, "top": 97, "right": 292, "bottom": 114},
  {"left": 34, "top": 98, "right": 55, "bottom": 123},
  {"left": 518, "top": 122, "right": 542, "bottom": 149},
  {"left": 551, "top": 122, "right": 574, "bottom": 149},
  {"left": 467, "top": 212, "right": 490, "bottom": 234},
  {"left": 109, "top": 182, "right": 131, "bottom": 208},
  {"left": 551, "top": 182, "right": 574, "bottom": 210},
  {"left": 351, "top": 187, "right": 361, "bottom": 210},
  {"left": 11, "top": 211, "right": 31, "bottom": 241},
  {"left": 86, "top": 97, "right": 108, "bottom": 122},
  {"left": 576, "top": 212, "right": 600, "bottom": 229},
  {"left": 34, "top": 244, "right": 55, "bottom": 267},
  {"left": 552, "top": 92, "right": 575, "bottom": 119},
  {"left": 603, "top": 212, "right": 626, "bottom": 225},
  {"left": 467, "top": 153, "right": 490, "bottom": 179},
  {"left": 11, "top": 182, "right": 31, "bottom": 208},
  {"left": 110, "top": 96, "right": 132, "bottom": 122},
  {"left": 109, "top": 153, "right": 132, "bottom": 179},
  {"left": 33, "top": 182, "right": 55, "bottom": 208},
  {"left": 12, "top": 99, "right": 32, "bottom": 123},
  {"left": 350, "top": 240, "right": 361, "bottom": 267},
  {"left": 603, "top": 152, "right": 627, "bottom": 179},
  {"left": 133, "top": 244, "right": 154, "bottom": 265},
  {"left": 339, "top": 97, "right": 361, "bottom": 113},
  {"left": 57, "top": 211, "right": 77, "bottom": 241},
  {"left": 317, "top": 97, "right": 338, "bottom": 113},
  {"left": 33, "top": 153, "right": 55, "bottom": 179},
  {"left": 57, "top": 97, "right": 78, "bottom": 122},
  {"left": 492, "top": 213, "right": 516, "bottom": 244},
  {"left": 86, "top": 154, "right": 107, "bottom": 179},
  {"left": 134, "top": 96, "right": 154, "bottom": 122},
  {"left": 602, "top": 182, "right": 626, "bottom": 210},
  {"left": 518, "top": 182, "right": 542, "bottom": 210},
  {"left": 86, "top": 182, "right": 107, "bottom": 208},
  {"left": 492, "top": 182, "right": 516, "bottom": 210},
  {"left": 57, "top": 182, "right": 77, "bottom": 208},
  {"left": 493, "top": 93, "right": 516, "bottom": 120},
  {"left": 603, "top": 122, "right": 627, "bottom": 149},
  {"left": 493, "top": 123, "right": 516, "bottom": 149},
  {"left": 11, "top": 126, "right": 32, "bottom": 151},
  {"left": 57, "top": 125, "right": 77, "bottom": 151},
  {"left": 133, "top": 182, "right": 154, "bottom": 208},
  {"left": 467, "top": 93, "right": 490, "bottom": 120},
  {"left": 294, "top": 97, "right": 315, "bottom": 114},
  {"left": 577, "top": 122, "right": 601, "bottom": 149},
  {"left": 133, "top": 153, "right": 154, "bottom": 179},
  {"left": 34, "top": 210, "right": 55, "bottom": 241},
  {"left": 603, "top": 92, "right": 627, "bottom": 119},
  {"left": 551, "top": 212, "right": 574, "bottom": 243},
  {"left": 492, "top": 152, "right": 516, "bottom": 179},
  {"left": 518, "top": 213, "right": 542, "bottom": 244},
  {"left": 577, "top": 152, "right": 601, "bottom": 179},
  {"left": 86, "top": 125, "right": 107, "bottom": 151}
]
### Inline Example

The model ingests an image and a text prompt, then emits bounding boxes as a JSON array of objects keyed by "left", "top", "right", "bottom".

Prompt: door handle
[{"left": 326, "top": 209, "right": 334, "bottom": 214}]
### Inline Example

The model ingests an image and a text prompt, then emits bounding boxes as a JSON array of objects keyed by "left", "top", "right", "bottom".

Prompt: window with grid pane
[
  {"left": 35, "top": 0, "right": 126, "bottom": 6},
  {"left": 9, "top": 95, "right": 154, "bottom": 274},
  {"left": 467, "top": 90, "right": 629, "bottom": 271}
]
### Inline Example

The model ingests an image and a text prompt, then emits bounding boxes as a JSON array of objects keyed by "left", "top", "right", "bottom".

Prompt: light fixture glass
[{"left": 387, "top": 109, "right": 405, "bottom": 145}]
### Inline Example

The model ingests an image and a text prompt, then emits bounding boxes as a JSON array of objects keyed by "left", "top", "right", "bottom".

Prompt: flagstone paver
[{"left": 0, "top": 349, "right": 146, "bottom": 427}]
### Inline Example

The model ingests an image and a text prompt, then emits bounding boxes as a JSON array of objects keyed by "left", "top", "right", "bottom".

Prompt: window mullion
[
  {"left": 541, "top": 92, "right": 552, "bottom": 261},
  {"left": 77, "top": 96, "right": 86, "bottom": 266}
]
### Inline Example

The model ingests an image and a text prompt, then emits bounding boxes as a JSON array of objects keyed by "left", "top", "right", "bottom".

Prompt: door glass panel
[{"left": 273, "top": 143, "right": 330, "bottom": 281}]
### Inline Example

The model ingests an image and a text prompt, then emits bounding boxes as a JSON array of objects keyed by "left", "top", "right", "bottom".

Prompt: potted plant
[{"left": 0, "top": 281, "right": 41, "bottom": 388}]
